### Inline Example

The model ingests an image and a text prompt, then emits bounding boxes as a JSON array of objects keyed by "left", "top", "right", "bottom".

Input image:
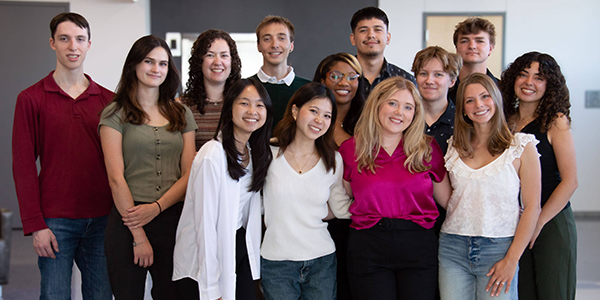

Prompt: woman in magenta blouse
[{"left": 338, "top": 77, "right": 451, "bottom": 300}]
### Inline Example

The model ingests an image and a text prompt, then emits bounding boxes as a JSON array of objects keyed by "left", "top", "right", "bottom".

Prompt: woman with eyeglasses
[{"left": 312, "top": 53, "right": 366, "bottom": 300}]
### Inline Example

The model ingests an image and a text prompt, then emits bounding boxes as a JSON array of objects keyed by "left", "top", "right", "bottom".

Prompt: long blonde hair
[
  {"left": 453, "top": 73, "right": 513, "bottom": 158},
  {"left": 354, "top": 77, "right": 432, "bottom": 174}
]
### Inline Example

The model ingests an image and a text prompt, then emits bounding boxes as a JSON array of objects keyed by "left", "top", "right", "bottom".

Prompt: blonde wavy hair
[{"left": 354, "top": 77, "right": 432, "bottom": 174}]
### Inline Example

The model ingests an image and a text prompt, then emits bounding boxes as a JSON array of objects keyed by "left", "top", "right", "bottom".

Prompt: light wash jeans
[
  {"left": 39, "top": 217, "right": 112, "bottom": 300},
  {"left": 261, "top": 252, "right": 337, "bottom": 300},
  {"left": 438, "top": 233, "right": 518, "bottom": 300}
]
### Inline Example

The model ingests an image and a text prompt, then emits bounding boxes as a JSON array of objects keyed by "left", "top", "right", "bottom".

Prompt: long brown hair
[
  {"left": 353, "top": 77, "right": 432, "bottom": 174},
  {"left": 273, "top": 82, "right": 338, "bottom": 173},
  {"left": 453, "top": 73, "right": 512, "bottom": 157},
  {"left": 105, "top": 35, "right": 186, "bottom": 132}
]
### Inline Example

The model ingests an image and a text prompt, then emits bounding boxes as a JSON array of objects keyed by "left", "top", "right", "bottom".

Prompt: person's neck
[
  {"left": 356, "top": 53, "right": 384, "bottom": 84},
  {"left": 136, "top": 84, "right": 160, "bottom": 109},
  {"left": 517, "top": 101, "right": 539, "bottom": 120},
  {"left": 459, "top": 62, "right": 488, "bottom": 81},
  {"left": 288, "top": 134, "right": 316, "bottom": 155},
  {"left": 336, "top": 102, "right": 351, "bottom": 124},
  {"left": 52, "top": 64, "right": 89, "bottom": 98},
  {"left": 473, "top": 122, "right": 493, "bottom": 143},
  {"left": 204, "top": 79, "right": 225, "bottom": 101},
  {"left": 423, "top": 98, "right": 449, "bottom": 126},
  {"left": 262, "top": 62, "right": 290, "bottom": 81},
  {"left": 380, "top": 132, "right": 402, "bottom": 155},
  {"left": 233, "top": 130, "right": 251, "bottom": 153}
]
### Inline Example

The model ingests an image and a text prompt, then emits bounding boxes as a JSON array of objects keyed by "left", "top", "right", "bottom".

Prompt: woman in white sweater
[
  {"left": 172, "top": 78, "right": 273, "bottom": 300},
  {"left": 261, "top": 82, "right": 352, "bottom": 300}
]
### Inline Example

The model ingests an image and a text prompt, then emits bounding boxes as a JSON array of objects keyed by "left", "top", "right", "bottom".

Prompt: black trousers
[
  {"left": 347, "top": 218, "right": 438, "bottom": 300},
  {"left": 105, "top": 202, "right": 183, "bottom": 300},
  {"left": 176, "top": 227, "right": 257, "bottom": 300}
]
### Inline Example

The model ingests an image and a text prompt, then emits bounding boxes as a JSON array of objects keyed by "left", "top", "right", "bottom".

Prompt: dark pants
[
  {"left": 105, "top": 202, "right": 183, "bottom": 300},
  {"left": 176, "top": 227, "right": 256, "bottom": 300},
  {"left": 327, "top": 218, "right": 353, "bottom": 300},
  {"left": 519, "top": 207, "right": 577, "bottom": 300},
  {"left": 347, "top": 218, "right": 438, "bottom": 300}
]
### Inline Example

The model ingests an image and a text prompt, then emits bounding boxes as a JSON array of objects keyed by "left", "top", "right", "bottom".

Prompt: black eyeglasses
[{"left": 326, "top": 70, "right": 360, "bottom": 83}]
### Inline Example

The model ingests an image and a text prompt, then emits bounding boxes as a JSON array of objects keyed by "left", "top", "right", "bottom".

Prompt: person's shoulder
[
  {"left": 18, "top": 73, "right": 53, "bottom": 100},
  {"left": 386, "top": 61, "right": 416, "bottom": 82},
  {"left": 293, "top": 76, "right": 311, "bottom": 85}
]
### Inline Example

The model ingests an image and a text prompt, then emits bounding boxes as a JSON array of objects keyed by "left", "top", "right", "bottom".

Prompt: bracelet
[
  {"left": 155, "top": 201, "right": 162, "bottom": 213},
  {"left": 132, "top": 237, "right": 147, "bottom": 247}
]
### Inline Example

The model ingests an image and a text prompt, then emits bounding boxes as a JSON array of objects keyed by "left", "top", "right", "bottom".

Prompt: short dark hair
[
  {"left": 50, "top": 12, "right": 91, "bottom": 40},
  {"left": 453, "top": 17, "right": 496, "bottom": 47},
  {"left": 216, "top": 78, "right": 273, "bottom": 192},
  {"left": 350, "top": 7, "right": 389, "bottom": 32}
]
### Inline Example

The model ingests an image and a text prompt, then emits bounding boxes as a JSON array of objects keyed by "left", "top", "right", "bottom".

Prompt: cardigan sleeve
[{"left": 327, "top": 152, "right": 352, "bottom": 219}]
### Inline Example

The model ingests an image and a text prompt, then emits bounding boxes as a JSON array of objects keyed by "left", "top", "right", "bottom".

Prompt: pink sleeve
[{"left": 429, "top": 138, "right": 446, "bottom": 183}]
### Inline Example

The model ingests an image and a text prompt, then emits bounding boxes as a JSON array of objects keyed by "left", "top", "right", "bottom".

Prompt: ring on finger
[{"left": 495, "top": 281, "right": 500, "bottom": 285}]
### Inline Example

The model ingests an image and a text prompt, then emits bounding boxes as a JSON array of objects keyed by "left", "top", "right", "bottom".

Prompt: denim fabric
[
  {"left": 438, "top": 233, "right": 518, "bottom": 300},
  {"left": 261, "top": 253, "right": 337, "bottom": 300},
  {"left": 38, "top": 216, "right": 111, "bottom": 300}
]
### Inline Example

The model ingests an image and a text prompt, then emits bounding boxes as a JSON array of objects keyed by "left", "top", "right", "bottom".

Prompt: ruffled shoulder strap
[
  {"left": 506, "top": 133, "right": 540, "bottom": 163},
  {"left": 444, "top": 136, "right": 460, "bottom": 172}
]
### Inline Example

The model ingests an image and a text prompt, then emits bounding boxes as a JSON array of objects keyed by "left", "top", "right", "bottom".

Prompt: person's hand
[
  {"left": 485, "top": 257, "right": 518, "bottom": 297},
  {"left": 133, "top": 238, "right": 154, "bottom": 268},
  {"left": 123, "top": 203, "right": 160, "bottom": 229},
  {"left": 32, "top": 228, "right": 59, "bottom": 258},
  {"left": 529, "top": 223, "right": 543, "bottom": 249}
]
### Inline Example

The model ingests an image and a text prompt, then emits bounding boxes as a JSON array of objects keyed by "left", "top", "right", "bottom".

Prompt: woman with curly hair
[
  {"left": 180, "top": 29, "right": 242, "bottom": 150},
  {"left": 500, "top": 52, "right": 577, "bottom": 300},
  {"left": 339, "top": 77, "right": 451, "bottom": 300}
]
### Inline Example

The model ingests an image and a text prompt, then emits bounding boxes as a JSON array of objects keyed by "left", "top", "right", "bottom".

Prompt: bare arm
[
  {"left": 529, "top": 114, "right": 578, "bottom": 247},
  {"left": 486, "top": 141, "right": 541, "bottom": 296},
  {"left": 100, "top": 125, "right": 153, "bottom": 267},
  {"left": 433, "top": 172, "right": 452, "bottom": 209}
]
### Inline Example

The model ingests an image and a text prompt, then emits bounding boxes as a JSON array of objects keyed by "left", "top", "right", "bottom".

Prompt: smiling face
[
  {"left": 291, "top": 97, "right": 333, "bottom": 142},
  {"left": 455, "top": 31, "right": 494, "bottom": 66},
  {"left": 514, "top": 61, "right": 547, "bottom": 105},
  {"left": 322, "top": 61, "right": 359, "bottom": 107},
  {"left": 378, "top": 89, "right": 415, "bottom": 138},
  {"left": 463, "top": 83, "right": 496, "bottom": 125},
  {"left": 232, "top": 85, "right": 268, "bottom": 139},
  {"left": 135, "top": 46, "right": 169, "bottom": 89},
  {"left": 350, "top": 18, "right": 390, "bottom": 58},
  {"left": 416, "top": 58, "right": 455, "bottom": 103},
  {"left": 257, "top": 22, "right": 294, "bottom": 68},
  {"left": 50, "top": 21, "right": 91, "bottom": 72},
  {"left": 202, "top": 38, "right": 232, "bottom": 87}
]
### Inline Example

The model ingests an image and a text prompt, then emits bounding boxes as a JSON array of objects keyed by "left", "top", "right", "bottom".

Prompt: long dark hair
[
  {"left": 181, "top": 29, "right": 242, "bottom": 114},
  {"left": 313, "top": 53, "right": 365, "bottom": 135},
  {"left": 215, "top": 78, "right": 273, "bottom": 192},
  {"left": 273, "top": 82, "right": 338, "bottom": 172},
  {"left": 500, "top": 51, "right": 571, "bottom": 133},
  {"left": 105, "top": 35, "right": 186, "bottom": 131}
]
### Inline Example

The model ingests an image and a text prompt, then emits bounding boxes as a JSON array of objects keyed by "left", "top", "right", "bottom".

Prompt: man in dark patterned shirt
[{"left": 350, "top": 7, "right": 416, "bottom": 98}]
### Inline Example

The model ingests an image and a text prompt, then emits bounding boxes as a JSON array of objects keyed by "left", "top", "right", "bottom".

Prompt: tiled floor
[{"left": 1, "top": 218, "right": 599, "bottom": 299}]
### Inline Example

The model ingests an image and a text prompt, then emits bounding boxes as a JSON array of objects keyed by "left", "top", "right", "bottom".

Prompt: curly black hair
[
  {"left": 500, "top": 51, "right": 570, "bottom": 133},
  {"left": 180, "top": 29, "right": 242, "bottom": 114}
]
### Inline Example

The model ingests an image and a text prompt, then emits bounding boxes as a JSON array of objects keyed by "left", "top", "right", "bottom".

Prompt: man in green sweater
[{"left": 250, "top": 15, "right": 310, "bottom": 128}]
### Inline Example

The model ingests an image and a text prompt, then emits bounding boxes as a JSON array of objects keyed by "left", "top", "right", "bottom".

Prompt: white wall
[
  {"left": 381, "top": 0, "right": 600, "bottom": 211},
  {"left": 2, "top": 0, "right": 150, "bottom": 91}
]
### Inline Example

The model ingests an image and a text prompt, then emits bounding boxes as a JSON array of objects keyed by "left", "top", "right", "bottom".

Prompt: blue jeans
[
  {"left": 38, "top": 216, "right": 112, "bottom": 300},
  {"left": 438, "top": 233, "right": 518, "bottom": 300},
  {"left": 261, "top": 253, "right": 337, "bottom": 300}
]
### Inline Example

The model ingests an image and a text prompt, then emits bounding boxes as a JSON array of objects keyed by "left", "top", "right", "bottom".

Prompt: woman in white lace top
[{"left": 439, "top": 73, "right": 541, "bottom": 300}]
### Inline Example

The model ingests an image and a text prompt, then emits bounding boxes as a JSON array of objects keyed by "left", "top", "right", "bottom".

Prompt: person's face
[
  {"left": 378, "top": 89, "right": 415, "bottom": 138},
  {"left": 135, "top": 47, "right": 169, "bottom": 89},
  {"left": 291, "top": 97, "right": 333, "bottom": 142},
  {"left": 463, "top": 83, "right": 496, "bottom": 125},
  {"left": 416, "top": 58, "right": 455, "bottom": 103},
  {"left": 49, "top": 21, "right": 91, "bottom": 71},
  {"left": 321, "top": 61, "right": 359, "bottom": 107},
  {"left": 455, "top": 31, "right": 494, "bottom": 65},
  {"left": 202, "top": 38, "right": 232, "bottom": 86},
  {"left": 232, "top": 85, "right": 267, "bottom": 139},
  {"left": 514, "top": 62, "right": 547, "bottom": 104},
  {"left": 350, "top": 18, "right": 390, "bottom": 58},
  {"left": 257, "top": 22, "right": 294, "bottom": 67}
]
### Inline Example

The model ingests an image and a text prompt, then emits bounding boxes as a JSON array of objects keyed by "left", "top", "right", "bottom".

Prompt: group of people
[{"left": 12, "top": 6, "right": 577, "bottom": 300}]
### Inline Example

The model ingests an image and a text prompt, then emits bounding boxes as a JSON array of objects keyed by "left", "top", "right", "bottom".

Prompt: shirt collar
[
  {"left": 439, "top": 100, "right": 456, "bottom": 125},
  {"left": 256, "top": 66, "right": 295, "bottom": 86},
  {"left": 43, "top": 71, "right": 100, "bottom": 97}
]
